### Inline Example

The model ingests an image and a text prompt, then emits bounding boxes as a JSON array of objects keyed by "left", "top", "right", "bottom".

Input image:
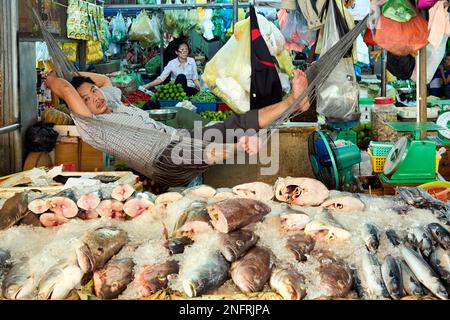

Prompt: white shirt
[{"left": 158, "top": 57, "right": 199, "bottom": 89}]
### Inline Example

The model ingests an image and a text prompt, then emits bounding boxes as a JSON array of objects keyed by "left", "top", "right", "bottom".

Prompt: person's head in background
[{"left": 175, "top": 41, "right": 191, "bottom": 62}]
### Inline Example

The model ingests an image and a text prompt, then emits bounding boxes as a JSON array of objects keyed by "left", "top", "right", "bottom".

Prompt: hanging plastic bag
[
  {"left": 356, "top": 34, "right": 370, "bottom": 66},
  {"left": 279, "top": 9, "right": 317, "bottom": 52},
  {"left": 381, "top": 0, "right": 416, "bottom": 22},
  {"left": 373, "top": 12, "right": 429, "bottom": 56},
  {"left": 202, "top": 14, "right": 293, "bottom": 114},
  {"left": 129, "top": 10, "right": 158, "bottom": 48},
  {"left": 201, "top": 9, "right": 215, "bottom": 40},
  {"left": 417, "top": 0, "right": 438, "bottom": 10},
  {"left": 411, "top": 35, "right": 449, "bottom": 84},
  {"left": 386, "top": 52, "right": 415, "bottom": 80},
  {"left": 112, "top": 12, "right": 127, "bottom": 43},
  {"left": 363, "top": 27, "right": 377, "bottom": 46},
  {"left": 317, "top": 0, "right": 359, "bottom": 120}
]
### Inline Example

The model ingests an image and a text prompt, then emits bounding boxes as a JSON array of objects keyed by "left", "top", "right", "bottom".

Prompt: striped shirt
[
  {"left": 71, "top": 86, "right": 178, "bottom": 177},
  {"left": 158, "top": 57, "right": 199, "bottom": 88}
]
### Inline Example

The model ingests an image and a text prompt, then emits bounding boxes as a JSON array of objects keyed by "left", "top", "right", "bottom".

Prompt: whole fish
[
  {"left": 361, "top": 223, "right": 380, "bottom": 254},
  {"left": 304, "top": 209, "right": 351, "bottom": 241},
  {"left": 361, "top": 252, "right": 390, "bottom": 299},
  {"left": 2, "top": 258, "right": 39, "bottom": 300},
  {"left": 428, "top": 223, "right": 450, "bottom": 250},
  {"left": 429, "top": 247, "right": 450, "bottom": 287},
  {"left": 401, "top": 246, "right": 448, "bottom": 300},
  {"left": 381, "top": 255, "right": 403, "bottom": 300},
  {"left": 321, "top": 196, "right": 365, "bottom": 213},
  {"left": 274, "top": 177, "right": 329, "bottom": 206},
  {"left": 38, "top": 257, "right": 84, "bottom": 300},
  {"left": 285, "top": 232, "right": 316, "bottom": 262},
  {"left": 407, "top": 225, "right": 434, "bottom": 257},
  {"left": 76, "top": 227, "right": 128, "bottom": 273},
  {"left": 137, "top": 260, "right": 179, "bottom": 297},
  {"left": 0, "top": 193, "right": 30, "bottom": 231},
  {"left": 231, "top": 247, "right": 272, "bottom": 293},
  {"left": 219, "top": 229, "right": 259, "bottom": 262},
  {"left": 399, "top": 260, "right": 425, "bottom": 297},
  {"left": 182, "top": 251, "right": 229, "bottom": 297},
  {"left": 386, "top": 229, "right": 401, "bottom": 247},
  {"left": 269, "top": 265, "right": 306, "bottom": 300},
  {"left": 93, "top": 257, "right": 134, "bottom": 300},
  {"left": 207, "top": 198, "right": 271, "bottom": 233},
  {"left": 316, "top": 251, "right": 353, "bottom": 298}
]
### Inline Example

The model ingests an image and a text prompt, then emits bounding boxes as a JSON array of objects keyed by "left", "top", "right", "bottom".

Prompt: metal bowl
[{"left": 147, "top": 109, "right": 178, "bottom": 121}]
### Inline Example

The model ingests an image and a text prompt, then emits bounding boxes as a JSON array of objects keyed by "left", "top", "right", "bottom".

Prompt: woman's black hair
[
  {"left": 175, "top": 41, "right": 191, "bottom": 54},
  {"left": 70, "top": 76, "right": 95, "bottom": 90}
]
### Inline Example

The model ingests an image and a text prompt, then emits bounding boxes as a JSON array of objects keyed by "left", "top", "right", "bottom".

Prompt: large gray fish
[
  {"left": 407, "top": 225, "right": 434, "bottom": 257},
  {"left": 182, "top": 251, "right": 229, "bottom": 297},
  {"left": 361, "top": 223, "right": 380, "bottom": 254},
  {"left": 219, "top": 229, "right": 259, "bottom": 262},
  {"left": 231, "top": 247, "right": 272, "bottom": 293},
  {"left": 401, "top": 246, "right": 448, "bottom": 300},
  {"left": 208, "top": 198, "right": 271, "bottom": 233},
  {"left": 76, "top": 227, "right": 128, "bottom": 273},
  {"left": 428, "top": 223, "right": 450, "bottom": 250},
  {"left": 361, "top": 252, "right": 390, "bottom": 299},
  {"left": 381, "top": 255, "right": 403, "bottom": 300},
  {"left": 0, "top": 193, "right": 30, "bottom": 231},
  {"left": 37, "top": 257, "right": 84, "bottom": 300},
  {"left": 93, "top": 257, "right": 134, "bottom": 299},
  {"left": 2, "top": 258, "right": 39, "bottom": 300},
  {"left": 269, "top": 265, "right": 306, "bottom": 300},
  {"left": 316, "top": 251, "right": 353, "bottom": 298},
  {"left": 429, "top": 247, "right": 450, "bottom": 287},
  {"left": 399, "top": 260, "right": 425, "bottom": 297},
  {"left": 285, "top": 232, "right": 316, "bottom": 262}
]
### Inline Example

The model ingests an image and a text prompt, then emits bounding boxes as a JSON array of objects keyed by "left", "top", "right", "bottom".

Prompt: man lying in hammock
[{"left": 45, "top": 70, "right": 309, "bottom": 187}]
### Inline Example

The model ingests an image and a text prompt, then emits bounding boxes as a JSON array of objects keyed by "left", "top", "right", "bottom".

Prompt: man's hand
[
  {"left": 43, "top": 70, "right": 58, "bottom": 90},
  {"left": 239, "top": 135, "right": 262, "bottom": 156},
  {"left": 291, "top": 69, "right": 310, "bottom": 113}
]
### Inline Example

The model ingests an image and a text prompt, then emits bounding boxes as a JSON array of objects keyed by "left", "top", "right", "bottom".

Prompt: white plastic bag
[
  {"left": 411, "top": 35, "right": 449, "bottom": 84},
  {"left": 317, "top": 0, "right": 358, "bottom": 119},
  {"left": 202, "top": 9, "right": 214, "bottom": 40}
]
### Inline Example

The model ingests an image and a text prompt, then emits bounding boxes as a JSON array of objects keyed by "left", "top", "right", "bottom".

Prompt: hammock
[{"left": 31, "top": 3, "right": 368, "bottom": 187}]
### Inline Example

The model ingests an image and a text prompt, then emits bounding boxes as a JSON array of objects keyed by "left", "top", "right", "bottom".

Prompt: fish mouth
[{"left": 76, "top": 244, "right": 94, "bottom": 273}]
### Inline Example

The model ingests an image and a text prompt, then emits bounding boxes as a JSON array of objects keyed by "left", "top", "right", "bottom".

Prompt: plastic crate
[
  {"left": 368, "top": 148, "right": 387, "bottom": 173},
  {"left": 192, "top": 102, "right": 217, "bottom": 113},
  {"left": 369, "top": 141, "right": 394, "bottom": 156},
  {"left": 159, "top": 100, "right": 181, "bottom": 107}
]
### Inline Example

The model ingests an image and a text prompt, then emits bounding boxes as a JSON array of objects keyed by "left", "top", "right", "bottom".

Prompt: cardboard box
[
  {"left": 79, "top": 141, "right": 104, "bottom": 172},
  {"left": 55, "top": 136, "right": 79, "bottom": 171}
]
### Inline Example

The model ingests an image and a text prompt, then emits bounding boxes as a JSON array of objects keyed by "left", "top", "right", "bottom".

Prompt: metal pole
[
  {"left": 233, "top": 0, "right": 239, "bottom": 25},
  {"left": 381, "top": 50, "right": 387, "bottom": 97},
  {"left": 159, "top": 10, "right": 164, "bottom": 74},
  {"left": 0, "top": 124, "right": 21, "bottom": 135}
]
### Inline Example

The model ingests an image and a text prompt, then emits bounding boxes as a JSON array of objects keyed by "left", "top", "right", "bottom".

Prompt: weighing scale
[{"left": 379, "top": 122, "right": 446, "bottom": 185}]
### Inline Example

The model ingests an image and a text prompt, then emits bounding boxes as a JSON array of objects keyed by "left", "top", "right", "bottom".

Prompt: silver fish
[
  {"left": 0, "top": 249, "right": 11, "bottom": 273},
  {"left": 428, "top": 223, "right": 450, "bottom": 250},
  {"left": 381, "top": 255, "right": 403, "bottom": 300},
  {"left": 361, "top": 224, "right": 380, "bottom": 253},
  {"left": 407, "top": 225, "right": 434, "bottom": 257},
  {"left": 399, "top": 260, "right": 425, "bottom": 297},
  {"left": 429, "top": 247, "right": 450, "bottom": 287},
  {"left": 350, "top": 265, "right": 365, "bottom": 298},
  {"left": 1, "top": 258, "right": 39, "bottom": 300},
  {"left": 401, "top": 246, "right": 448, "bottom": 300},
  {"left": 361, "top": 252, "right": 390, "bottom": 299}
]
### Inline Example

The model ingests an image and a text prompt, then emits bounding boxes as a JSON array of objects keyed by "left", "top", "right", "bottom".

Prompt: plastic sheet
[{"left": 112, "top": 13, "right": 127, "bottom": 43}]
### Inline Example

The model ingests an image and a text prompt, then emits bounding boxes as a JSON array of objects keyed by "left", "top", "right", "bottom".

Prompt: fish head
[
  {"left": 280, "top": 214, "right": 311, "bottom": 231},
  {"left": 76, "top": 243, "right": 94, "bottom": 273},
  {"left": 94, "top": 266, "right": 128, "bottom": 300},
  {"left": 271, "top": 269, "right": 305, "bottom": 300},
  {"left": 321, "top": 196, "right": 365, "bottom": 213},
  {"left": 277, "top": 178, "right": 329, "bottom": 206}
]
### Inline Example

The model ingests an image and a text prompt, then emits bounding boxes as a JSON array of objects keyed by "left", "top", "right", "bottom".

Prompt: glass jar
[{"left": 371, "top": 97, "right": 398, "bottom": 142}]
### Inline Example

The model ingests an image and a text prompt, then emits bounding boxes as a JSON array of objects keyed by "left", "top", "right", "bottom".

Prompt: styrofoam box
[{"left": 397, "top": 107, "right": 440, "bottom": 119}]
